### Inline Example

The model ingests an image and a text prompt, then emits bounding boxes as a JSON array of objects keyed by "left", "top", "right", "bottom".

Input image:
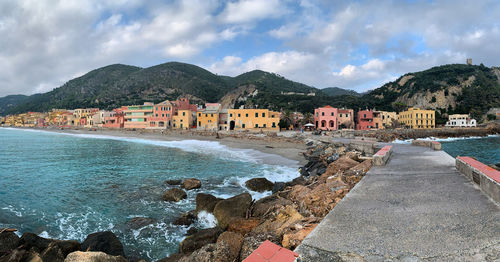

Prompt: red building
[
  {"left": 314, "top": 106, "right": 338, "bottom": 131},
  {"left": 103, "top": 107, "right": 127, "bottom": 128},
  {"left": 149, "top": 98, "right": 198, "bottom": 128},
  {"left": 356, "top": 109, "right": 383, "bottom": 130}
]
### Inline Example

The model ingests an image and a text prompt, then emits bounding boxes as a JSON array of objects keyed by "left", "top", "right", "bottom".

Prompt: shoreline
[{"left": 0, "top": 126, "right": 307, "bottom": 167}]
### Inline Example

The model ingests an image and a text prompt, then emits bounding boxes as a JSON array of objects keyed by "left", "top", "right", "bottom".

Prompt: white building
[{"left": 445, "top": 114, "right": 476, "bottom": 127}]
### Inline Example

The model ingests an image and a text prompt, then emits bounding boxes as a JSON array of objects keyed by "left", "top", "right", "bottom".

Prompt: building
[
  {"left": 337, "top": 108, "right": 354, "bottom": 129},
  {"left": 103, "top": 107, "right": 127, "bottom": 128},
  {"left": 149, "top": 98, "right": 198, "bottom": 129},
  {"left": 73, "top": 108, "right": 99, "bottom": 126},
  {"left": 445, "top": 114, "right": 476, "bottom": 127},
  {"left": 356, "top": 109, "right": 383, "bottom": 130},
  {"left": 228, "top": 109, "right": 280, "bottom": 131},
  {"left": 398, "top": 108, "right": 435, "bottom": 129},
  {"left": 173, "top": 109, "right": 196, "bottom": 130},
  {"left": 379, "top": 111, "right": 398, "bottom": 128},
  {"left": 197, "top": 103, "right": 222, "bottom": 131},
  {"left": 314, "top": 106, "right": 338, "bottom": 131},
  {"left": 467, "top": 58, "right": 472, "bottom": 65},
  {"left": 123, "top": 102, "right": 154, "bottom": 129}
]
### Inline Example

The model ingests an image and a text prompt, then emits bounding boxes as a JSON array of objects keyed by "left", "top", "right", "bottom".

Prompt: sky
[{"left": 1, "top": 0, "right": 499, "bottom": 97}]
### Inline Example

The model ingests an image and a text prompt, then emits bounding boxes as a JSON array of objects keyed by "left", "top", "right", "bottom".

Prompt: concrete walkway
[{"left": 296, "top": 144, "right": 500, "bottom": 261}]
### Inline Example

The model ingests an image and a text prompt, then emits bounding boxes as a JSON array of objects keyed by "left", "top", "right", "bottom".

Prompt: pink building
[
  {"left": 356, "top": 109, "right": 382, "bottom": 130},
  {"left": 149, "top": 98, "right": 198, "bottom": 128},
  {"left": 314, "top": 105, "right": 338, "bottom": 131},
  {"left": 103, "top": 107, "right": 126, "bottom": 128}
]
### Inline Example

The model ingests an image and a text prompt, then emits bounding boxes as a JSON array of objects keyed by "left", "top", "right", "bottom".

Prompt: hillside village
[{"left": 1, "top": 96, "right": 492, "bottom": 132}]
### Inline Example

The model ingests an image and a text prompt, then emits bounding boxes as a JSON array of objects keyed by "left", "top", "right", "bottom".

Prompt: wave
[
  {"left": 1, "top": 127, "right": 298, "bottom": 167},
  {"left": 392, "top": 134, "right": 500, "bottom": 144}
]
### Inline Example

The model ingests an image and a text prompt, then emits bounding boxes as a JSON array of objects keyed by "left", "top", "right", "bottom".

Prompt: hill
[
  {"left": 320, "top": 87, "right": 361, "bottom": 97},
  {"left": 361, "top": 64, "right": 500, "bottom": 123},
  {"left": 0, "top": 95, "right": 30, "bottom": 115}
]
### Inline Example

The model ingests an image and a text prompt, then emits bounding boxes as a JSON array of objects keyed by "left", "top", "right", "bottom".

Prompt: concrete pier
[{"left": 296, "top": 143, "right": 500, "bottom": 261}]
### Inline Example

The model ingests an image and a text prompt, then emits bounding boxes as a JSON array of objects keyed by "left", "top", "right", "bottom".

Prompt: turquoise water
[
  {"left": 440, "top": 136, "right": 500, "bottom": 165},
  {"left": 0, "top": 128, "right": 298, "bottom": 260}
]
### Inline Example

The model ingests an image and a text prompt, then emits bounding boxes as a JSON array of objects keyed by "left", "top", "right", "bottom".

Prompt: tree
[
  {"left": 301, "top": 112, "right": 313, "bottom": 125},
  {"left": 280, "top": 110, "right": 293, "bottom": 130},
  {"left": 392, "top": 102, "right": 407, "bottom": 113}
]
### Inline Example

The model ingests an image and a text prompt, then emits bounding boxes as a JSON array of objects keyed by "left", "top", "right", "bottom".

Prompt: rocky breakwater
[
  {"left": 160, "top": 139, "right": 373, "bottom": 262},
  {"left": 0, "top": 229, "right": 133, "bottom": 262}
]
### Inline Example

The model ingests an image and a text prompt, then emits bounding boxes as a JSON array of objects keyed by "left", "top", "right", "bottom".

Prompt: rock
[
  {"left": 245, "top": 178, "right": 274, "bottom": 192},
  {"left": 317, "top": 166, "right": 327, "bottom": 175},
  {"left": 18, "top": 233, "right": 80, "bottom": 257},
  {"left": 213, "top": 193, "right": 252, "bottom": 229},
  {"left": 288, "top": 180, "right": 348, "bottom": 217},
  {"left": 181, "top": 179, "right": 202, "bottom": 190},
  {"left": 239, "top": 233, "right": 281, "bottom": 261},
  {"left": 0, "top": 231, "right": 19, "bottom": 254},
  {"left": 326, "top": 153, "right": 339, "bottom": 164},
  {"left": 195, "top": 193, "right": 221, "bottom": 214},
  {"left": 81, "top": 231, "right": 124, "bottom": 257},
  {"left": 345, "top": 151, "right": 361, "bottom": 162},
  {"left": 320, "top": 157, "right": 360, "bottom": 182},
  {"left": 163, "top": 188, "right": 187, "bottom": 202},
  {"left": 305, "top": 140, "right": 314, "bottom": 146},
  {"left": 251, "top": 195, "right": 293, "bottom": 218},
  {"left": 178, "top": 243, "right": 231, "bottom": 262},
  {"left": 173, "top": 212, "right": 196, "bottom": 226},
  {"left": 227, "top": 218, "right": 261, "bottom": 236},
  {"left": 216, "top": 232, "right": 243, "bottom": 261},
  {"left": 286, "top": 176, "right": 307, "bottom": 187},
  {"left": 164, "top": 179, "right": 182, "bottom": 185},
  {"left": 40, "top": 242, "right": 65, "bottom": 262},
  {"left": 272, "top": 182, "right": 285, "bottom": 193},
  {"left": 282, "top": 224, "right": 318, "bottom": 249},
  {"left": 345, "top": 159, "right": 372, "bottom": 177},
  {"left": 186, "top": 227, "right": 198, "bottom": 236},
  {"left": 157, "top": 253, "right": 185, "bottom": 262},
  {"left": 129, "top": 217, "right": 156, "bottom": 229},
  {"left": 64, "top": 251, "right": 127, "bottom": 262},
  {"left": 179, "top": 227, "right": 223, "bottom": 254},
  {"left": 251, "top": 205, "right": 304, "bottom": 236},
  {"left": 0, "top": 248, "right": 27, "bottom": 262}
]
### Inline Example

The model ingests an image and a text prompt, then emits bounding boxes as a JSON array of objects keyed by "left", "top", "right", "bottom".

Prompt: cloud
[{"left": 218, "top": 0, "right": 288, "bottom": 24}]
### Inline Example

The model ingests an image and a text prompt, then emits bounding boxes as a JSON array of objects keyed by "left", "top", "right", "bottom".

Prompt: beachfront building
[
  {"left": 123, "top": 102, "right": 154, "bottom": 129},
  {"left": 197, "top": 103, "right": 222, "bottom": 131},
  {"left": 314, "top": 106, "right": 338, "bottom": 131},
  {"left": 337, "top": 108, "right": 354, "bottom": 129},
  {"left": 149, "top": 98, "right": 198, "bottom": 129},
  {"left": 73, "top": 108, "right": 99, "bottom": 127},
  {"left": 356, "top": 109, "right": 383, "bottom": 130},
  {"left": 398, "top": 108, "right": 435, "bottom": 129},
  {"left": 379, "top": 111, "right": 398, "bottom": 128},
  {"left": 103, "top": 107, "right": 127, "bottom": 128},
  {"left": 445, "top": 114, "right": 476, "bottom": 127},
  {"left": 227, "top": 109, "right": 280, "bottom": 131},
  {"left": 173, "top": 109, "right": 197, "bottom": 130}
]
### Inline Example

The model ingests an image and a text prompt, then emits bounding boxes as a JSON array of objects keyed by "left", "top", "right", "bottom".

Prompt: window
[
  {"left": 162, "top": 114, "right": 164, "bottom": 117},
  {"left": 263, "top": 124, "right": 266, "bottom": 127},
  {"left": 211, "top": 114, "right": 213, "bottom": 117},
  {"left": 322, "top": 112, "right": 325, "bottom": 116},
  {"left": 255, "top": 113, "right": 258, "bottom": 117},
  {"left": 255, "top": 124, "right": 258, "bottom": 128},
  {"left": 245, "top": 113, "right": 248, "bottom": 117},
  {"left": 238, "top": 113, "right": 241, "bottom": 117},
  {"left": 198, "top": 121, "right": 201, "bottom": 126},
  {"left": 182, "top": 112, "right": 185, "bottom": 116},
  {"left": 364, "top": 114, "right": 366, "bottom": 118},
  {"left": 331, "top": 112, "right": 334, "bottom": 116},
  {"left": 156, "top": 114, "right": 158, "bottom": 117},
  {"left": 242, "top": 124, "right": 245, "bottom": 128},
  {"left": 272, "top": 122, "right": 276, "bottom": 127},
  {"left": 230, "top": 113, "right": 233, "bottom": 117},
  {"left": 198, "top": 113, "right": 201, "bottom": 117},
  {"left": 262, "top": 113, "right": 265, "bottom": 117}
]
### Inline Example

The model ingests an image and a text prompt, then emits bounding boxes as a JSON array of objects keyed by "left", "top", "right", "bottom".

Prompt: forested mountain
[{"left": 1, "top": 62, "right": 499, "bottom": 123}]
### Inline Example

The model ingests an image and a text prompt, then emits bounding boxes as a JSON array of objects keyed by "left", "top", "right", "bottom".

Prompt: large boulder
[
  {"left": 319, "top": 156, "right": 359, "bottom": 182},
  {"left": 195, "top": 193, "right": 221, "bottom": 214},
  {"left": 179, "top": 227, "right": 223, "bottom": 254},
  {"left": 128, "top": 217, "right": 156, "bottom": 229},
  {"left": 216, "top": 232, "right": 243, "bottom": 261},
  {"left": 64, "top": 251, "right": 127, "bottom": 262},
  {"left": 0, "top": 231, "right": 19, "bottom": 255},
  {"left": 81, "top": 231, "right": 124, "bottom": 257},
  {"left": 288, "top": 180, "right": 348, "bottom": 217},
  {"left": 245, "top": 178, "right": 274, "bottom": 192},
  {"left": 227, "top": 218, "right": 261, "bottom": 236},
  {"left": 251, "top": 205, "right": 304, "bottom": 236},
  {"left": 162, "top": 188, "right": 187, "bottom": 202},
  {"left": 178, "top": 243, "right": 231, "bottom": 262},
  {"left": 18, "top": 233, "right": 80, "bottom": 257},
  {"left": 173, "top": 212, "right": 196, "bottom": 226},
  {"left": 213, "top": 193, "right": 252, "bottom": 229},
  {"left": 282, "top": 224, "right": 318, "bottom": 249},
  {"left": 164, "top": 179, "right": 182, "bottom": 185},
  {"left": 39, "top": 242, "right": 65, "bottom": 262},
  {"left": 251, "top": 195, "right": 293, "bottom": 218},
  {"left": 239, "top": 233, "right": 281, "bottom": 261},
  {"left": 181, "top": 179, "right": 201, "bottom": 190},
  {"left": 157, "top": 253, "right": 185, "bottom": 262}
]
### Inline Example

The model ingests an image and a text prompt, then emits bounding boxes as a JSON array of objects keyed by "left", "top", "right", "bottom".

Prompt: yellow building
[
  {"left": 228, "top": 109, "right": 280, "bottom": 131},
  {"left": 398, "top": 108, "right": 435, "bottom": 129},
  {"left": 197, "top": 103, "right": 221, "bottom": 130},
  {"left": 379, "top": 111, "right": 398, "bottom": 128},
  {"left": 173, "top": 109, "right": 196, "bottom": 130}
]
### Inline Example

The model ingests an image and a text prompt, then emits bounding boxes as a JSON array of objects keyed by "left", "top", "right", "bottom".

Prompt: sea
[
  {"left": 394, "top": 135, "right": 500, "bottom": 165},
  {"left": 0, "top": 127, "right": 300, "bottom": 260}
]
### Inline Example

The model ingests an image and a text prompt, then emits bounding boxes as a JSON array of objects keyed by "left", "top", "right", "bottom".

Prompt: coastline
[{"left": 0, "top": 126, "right": 307, "bottom": 167}]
